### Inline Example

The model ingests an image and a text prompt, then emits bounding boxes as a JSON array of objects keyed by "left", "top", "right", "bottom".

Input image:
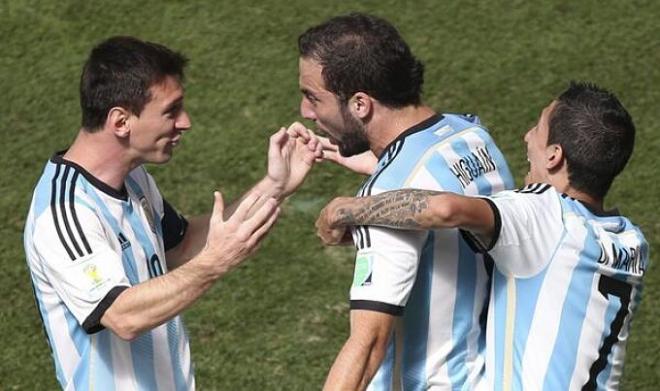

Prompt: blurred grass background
[{"left": 1, "top": 0, "right": 658, "bottom": 389}]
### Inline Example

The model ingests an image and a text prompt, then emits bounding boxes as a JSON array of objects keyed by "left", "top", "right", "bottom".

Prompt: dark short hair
[
  {"left": 298, "top": 13, "right": 424, "bottom": 107},
  {"left": 80, "top": 36, "right": 188, "bottom": 131},
  {"left": 549, "top": 82, "right": 635, "bottom": 199}
]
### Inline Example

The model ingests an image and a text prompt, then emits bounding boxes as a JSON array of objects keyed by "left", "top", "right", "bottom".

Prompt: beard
[{"left": 336, "top": 105, "right": 370, "bottom": 157}]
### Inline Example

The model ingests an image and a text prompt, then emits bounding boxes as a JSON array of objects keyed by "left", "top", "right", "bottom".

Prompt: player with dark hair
[
  {"left": 298, "top": 14, "right": 514, "bottom": 390},
  {"left": 316, "top": 82, "right": 648, "bottom": 390},
  {"left": 24, "top": 36, "right": 321, "bottom": 390}
]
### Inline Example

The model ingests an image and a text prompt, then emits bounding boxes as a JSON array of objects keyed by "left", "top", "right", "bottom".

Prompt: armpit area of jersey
[
  {"left": 82, "top": 285, "right": 129, "bottom": 334},
  {"left": 350, "top": 300, "right": 404, "bottom": 316},
  {"left": 459, "top": 197, "right": 501, "bottom": 253},
  {"left": 162, "top": 199, "right": 188, "bottom": 251}
]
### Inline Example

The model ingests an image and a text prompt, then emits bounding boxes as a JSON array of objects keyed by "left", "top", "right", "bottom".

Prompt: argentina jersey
[
  {"left": 23, "top": 153, "right": 193, "bottom": 390},
  {"left": 482, "top": 184, "right": 648, "bottom": 391},
  {"left": 349, "top": 113, "right": 514, "bottom": 390}
]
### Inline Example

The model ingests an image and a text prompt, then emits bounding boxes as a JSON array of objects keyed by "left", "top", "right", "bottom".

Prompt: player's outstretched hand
[
  {"left": 266, "top": 122, "right": 323, "bottom": 199},
  {"left": 320, "top": 136, "right": 378, "bottom": 176},
  {"left": 316, "top": 197, "right": 353, "bottom": 246},
  {"left": 203, "top": 192, "right": 279, "bottom": 275}
]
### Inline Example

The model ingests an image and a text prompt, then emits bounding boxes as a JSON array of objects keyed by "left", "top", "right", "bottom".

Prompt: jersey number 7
[{"left": 582, "top": 274, "right": 632, "bottom": 390}]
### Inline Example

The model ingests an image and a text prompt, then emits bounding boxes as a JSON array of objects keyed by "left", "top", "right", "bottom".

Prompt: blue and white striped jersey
[
  {"left": 349, "top": 114, "right": 514, "bottom": 390},
  {"left": 482, "top": 183, "right": 648, "bottom": 391},
  {"left": 24, "top": 154, "right": 194, "bottom": 390}
]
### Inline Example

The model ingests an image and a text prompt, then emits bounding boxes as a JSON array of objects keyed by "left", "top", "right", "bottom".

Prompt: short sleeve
[
  {"left": 349, "top": 226, "right": 429, "bottom": 316},
  {"left": 32, "top": 200, "right": 130, "bottom": 333},
  {"left": 486, "top": 185, "right": 564, "bottom": 277},
  {"left": 162, "top": 199, "right": 188, "bottom": 251}
]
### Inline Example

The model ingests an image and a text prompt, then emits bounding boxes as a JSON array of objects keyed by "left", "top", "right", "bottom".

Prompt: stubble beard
[{"left": 337, "top": 105, "right": 370, "bottom": 157}]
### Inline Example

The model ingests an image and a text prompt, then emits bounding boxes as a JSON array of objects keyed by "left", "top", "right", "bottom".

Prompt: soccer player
[
  {"left": 23, "top": 36, "right": 321, "bottom": 390},
  {"left": 316, "top": 82, "right": 648, "bottom": 390},
  {"left": 298, "top": 14, "right": 514, "bottom": 390}
]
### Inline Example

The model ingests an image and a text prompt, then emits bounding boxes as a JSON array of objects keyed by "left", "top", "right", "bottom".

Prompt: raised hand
[
  {"left": 320, "top": 136, "right": 378, "bottom": 176},
  {"left": 265, "top": 122, "right": 323, "bottom": 199},
  {"left": 203, "top": 192, "right": 280, "bottom": 274}
]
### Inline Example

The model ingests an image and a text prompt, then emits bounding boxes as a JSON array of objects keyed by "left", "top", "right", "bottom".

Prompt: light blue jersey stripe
[
  {"left": 542, "top": 223, "right": 602, "bottom": 390},
  {"left": 123, "top": 180, "right": 186, "bottom": 390},
  {"left": 447, "top": 235, "right": 477, "bottom": 388},
  {"left": 121, "top": 202, "right": 162, "bottom": 390},
  {"left": 401, "top": 233, "right": 434, "bottom": 390},
  {"left": 492, "top": 270, "right": 507, "bottom": 391},
  {"left": 87, "top": 331, "right": 115, "bottom": 391},
  {"left": 425, "top": 152, "right": 464, "bottom": 194},
  {"left": 82, "top": 182, "right": 139, "bottom": 283},
  {"left": 30, "top": 271, "right": 68, "bottom": 386},
  {"left": 511, "top": 263, "right": 554, "bottom": 390}
]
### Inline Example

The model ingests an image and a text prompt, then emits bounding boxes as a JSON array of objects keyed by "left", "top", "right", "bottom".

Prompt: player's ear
[
  {"left": 348, "top": 92, "right": 373, "bottom": 120},
  {"left": 545, "top": 143, "right": 564, "bottom": 171},
  {"left": 107, "top": 107, "right": 132, "bottom": 138}
]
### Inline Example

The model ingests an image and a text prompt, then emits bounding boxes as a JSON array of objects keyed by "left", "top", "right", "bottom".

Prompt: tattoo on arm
[{"left": 335, "top": 189, "right": 444, "bottom": 229}]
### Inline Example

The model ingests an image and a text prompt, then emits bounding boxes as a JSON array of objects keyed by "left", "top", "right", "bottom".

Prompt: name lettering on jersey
[
  {"left": 118, "top": 232, "right": 131, "bottom": 250},
  {"left": 449, "top": 146, "right": 497, "bottom": 188},
  {"left": 598, "top": 242, "right": 645, "bottom": 276}
]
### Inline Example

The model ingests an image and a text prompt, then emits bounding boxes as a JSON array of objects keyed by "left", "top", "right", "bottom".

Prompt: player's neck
[
  {"left": 63, "top": 128, "right": 136, "bottom": 191},
  {"left": 367, "top": 104, "right": 436, "bottom": 157},
  {"left": 551, "top": 177, "right": 605, "bottom": 214}
]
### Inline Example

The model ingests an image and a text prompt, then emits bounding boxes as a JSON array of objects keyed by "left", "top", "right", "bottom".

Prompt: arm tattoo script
[{"left": 334, "top": 189, "right": 444, "bottom": 229}]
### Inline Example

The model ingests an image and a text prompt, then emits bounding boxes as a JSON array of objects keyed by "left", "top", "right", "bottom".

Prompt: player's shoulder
[
  {"left": 442, "top": 112, "right": 483, "bottom": 127},
  {"left": 492, "top": 183, "right": 562, "bottom": 210}
]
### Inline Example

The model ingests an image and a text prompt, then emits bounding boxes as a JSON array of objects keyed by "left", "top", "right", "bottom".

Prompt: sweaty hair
[
  {"left": 298, "top": 13, "right": 424, "bottom": 107},
  {"left": 548, "top": 82, "right": 635, "bottom": 199},
  {"left": 80, "top": 36, "right": 188, "bottom": 131}
]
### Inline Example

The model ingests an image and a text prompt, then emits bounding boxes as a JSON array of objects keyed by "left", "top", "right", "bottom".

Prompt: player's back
[
  {"left": 485, "top": 184, "right": 648, "bottom": 391},
  {"left": 350, "top": 113, "right": 514, "bottom": 390}
]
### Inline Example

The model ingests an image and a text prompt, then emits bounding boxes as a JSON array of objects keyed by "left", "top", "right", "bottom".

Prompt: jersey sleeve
[
  {"left": 349, "top": 226, "right": 429, "bottom": 315},
  {"left": 484, "top": 185, "right": 564, "bottom": 277},
  {"left": 31, "top": 198, "right": 130, "bottom": 334}
]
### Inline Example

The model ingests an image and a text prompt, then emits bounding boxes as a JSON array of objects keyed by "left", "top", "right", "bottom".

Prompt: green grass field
[{"left": 2, "top": 0, "right": 659, "bottom": 389}]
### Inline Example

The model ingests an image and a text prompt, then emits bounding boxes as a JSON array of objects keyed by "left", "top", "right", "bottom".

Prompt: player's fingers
[
  {"left": 232, "top": 193, "right": 261, "bottom": 221},
  {"left": 319, "top": 136, "right": 339, "bottom": 151},
  {"left": 244, "top": 197, "right": 279, "bottom": 233},
  {"left": 248, "top": 206, "right": 280, "bottom": 247},
  {"left": 270, "top": 127, "right": 289, "bottom": 149},
  {"left": 287, "top": 122, "right": 311, "bottom": 142},
  {"left": 322, "top": 149, "right": 342, "bottom": 163},
  {"left": 211, "top": 191, "right": 225, "bottom": 221}
]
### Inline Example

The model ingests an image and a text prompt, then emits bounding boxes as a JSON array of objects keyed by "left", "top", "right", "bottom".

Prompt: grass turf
[{"left": 1, "top": 1, "right": 658, "bottom": 389}]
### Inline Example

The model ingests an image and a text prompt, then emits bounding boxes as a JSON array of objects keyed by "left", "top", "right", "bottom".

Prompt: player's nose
[
  {"left": 300, "top": 98, "right": 316, "bottom": 121},
  {"left": 177, "top": 110, "right": 192, "bottom": 131}
]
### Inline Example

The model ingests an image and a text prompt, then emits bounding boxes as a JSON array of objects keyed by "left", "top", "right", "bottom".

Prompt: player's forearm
[
  {"left": 324, "top": 310, "right": 394, "bottom": 391},
  {"left": 323, "top": 336, "right": 384, "bottom": 391},
  {"left": 102, "top": 251, "right": 221, "bottom": 340},
  {"left": 331, "top": 189, "right": 446, "bottom": 230},
  {"left": 165, "top": 214, "right": 210, "bottom": 269},
  {"left": 329, "top": 189, "right": 496, "bottom": 239}
]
